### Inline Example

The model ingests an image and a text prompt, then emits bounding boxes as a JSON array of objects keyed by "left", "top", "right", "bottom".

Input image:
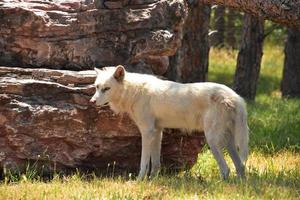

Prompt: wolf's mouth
[{"left": 95, "top": 102, "right": 109, "bottom": 108}]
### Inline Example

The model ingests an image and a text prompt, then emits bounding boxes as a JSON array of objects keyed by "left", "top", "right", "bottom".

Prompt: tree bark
[
  {"left": 167, "top": 2, "right": 211, "bottom": 83},
  {"left": 211, "top": 6, "right": 225, "bottom": 47},
  {"left": 200, "top": 0, "right": 300, "bottom": 28},
  {"left": 281, "top": 28, "right": 300, "bottom": 98},
  {"left": 233, "top": 14, "right": 265, "bottom": 100}
]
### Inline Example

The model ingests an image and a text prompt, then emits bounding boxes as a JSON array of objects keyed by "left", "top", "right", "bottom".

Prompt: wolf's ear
[
  {"left": 94, "top": 67, "right": 101, "bottom": 75},
  {"left": 114, "top": 65, "right": 125, "bottom": 82}
]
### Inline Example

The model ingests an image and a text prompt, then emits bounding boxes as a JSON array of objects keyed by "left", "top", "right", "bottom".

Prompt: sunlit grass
[
  {"left": 0, "top": 44, "right": 299, "bottom": 199},
  {"left": 1, "top": 151, "right": 299, "bottom": 200},
  {"left": 208, "top": 47, "right": 237, "bottom": 86}
]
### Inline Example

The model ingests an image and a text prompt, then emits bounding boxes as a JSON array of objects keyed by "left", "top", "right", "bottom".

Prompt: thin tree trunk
[
  {"left": 211, "top": 6, "right": 225, "bottom": 47},
  {"left": 167, "top": 2, "right": 211, "bottom": 83},
  {"left": 281, "top": 28, "right": 300, "bottom": 98},
  {"left": 233, "top": 14, "right": 265, "bottom": 100},
  {"left": 200, "top": 0, "right": 300, "bottom": 28},
  {"left": 226, "top": 9, "right": 237, "bottom": 49}
]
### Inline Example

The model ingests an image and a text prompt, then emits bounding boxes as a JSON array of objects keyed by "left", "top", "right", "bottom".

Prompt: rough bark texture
[
  {"left": 281, "top": 28, "right": 300, "bottom": 98},
  {"left": 211, "top": 6, "right": 225, "bottom": 47},
  {"left": 233, "top": 14, "right": 264, "bottom": 100},
  {"left": 0, "top": 66, "right": 205, "bottom": 174},
  {"left": 0, "top": 0, "right": 187, "bottom": 74},
  {"left": 201, "top": 0, "right": 300, "bottom": 28},
  {"left": 167, "top": 1, "right": 210, "bottom": 83}
]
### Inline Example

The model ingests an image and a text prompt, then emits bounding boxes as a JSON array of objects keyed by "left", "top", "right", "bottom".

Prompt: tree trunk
[
  {"left": 200, "top": 0, "right": 300, "bottom": 28},
  {"left": 211, "top": 6, "right": 225, "bottom": 47},
  {"left": 167, "top": 2, "right": 211, "bottom": 83},
  {"left": 281, "top": 28, "right": 300, "bottom": 98},
  {"left": 226, "top": 9, "right": 237, "bottom": 49},
  {"left": 233, "top": 14, "right": 264, "bottom": 100}
]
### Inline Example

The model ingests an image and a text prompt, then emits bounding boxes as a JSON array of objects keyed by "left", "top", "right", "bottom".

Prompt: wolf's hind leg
[
  {"left": 226, "top": 136, "right": 245, "bottom": 178},
  {"left": 205, "top": 131, "right": 230, "bottom": 180}
]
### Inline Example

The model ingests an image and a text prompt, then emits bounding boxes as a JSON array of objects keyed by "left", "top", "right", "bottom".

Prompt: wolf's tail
[{"left": 233, "top": 97, "right": 249, "bottom": 163}]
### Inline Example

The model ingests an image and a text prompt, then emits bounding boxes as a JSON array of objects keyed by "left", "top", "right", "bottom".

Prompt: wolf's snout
[{"left": 89, "top": 98, "right": 96, "bottom": 103}]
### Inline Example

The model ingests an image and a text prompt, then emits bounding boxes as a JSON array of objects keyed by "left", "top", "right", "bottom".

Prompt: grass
[{"left": 1, "top": 44, "right": 299, "bottom": 199}]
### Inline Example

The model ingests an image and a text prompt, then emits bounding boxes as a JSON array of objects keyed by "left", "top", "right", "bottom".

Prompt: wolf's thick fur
[{"left": 90, "top": 65, "right": 249, "bottom": 179}]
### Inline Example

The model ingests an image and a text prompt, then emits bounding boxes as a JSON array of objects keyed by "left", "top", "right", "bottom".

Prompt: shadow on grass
[
  {"left": 247, "top": 99, "right": 300, "bottom": 153},
  {"left": 256, "top": 73, "right": 282, "bottom": 96},
  {"left": 149, "top": 168, "right": 300, "bottom": 198}
]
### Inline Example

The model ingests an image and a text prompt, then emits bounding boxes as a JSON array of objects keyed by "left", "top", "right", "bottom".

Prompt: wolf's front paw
[
  {"left": 137, "top": 170, "right": 148, "bottom": 181},
  {"left": 222, "top": 168, "right": 230, "bottom": 180},
  {"left": 149, "top": 168, "right": 160, "bottom": 179},
  {"left": 137, "top": 174, "right": 146, "bottom": 181}
]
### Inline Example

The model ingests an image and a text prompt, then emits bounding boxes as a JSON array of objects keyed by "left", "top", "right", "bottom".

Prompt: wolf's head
[{"left": 90, "top": 65, "right": 125, "bottom": 106}]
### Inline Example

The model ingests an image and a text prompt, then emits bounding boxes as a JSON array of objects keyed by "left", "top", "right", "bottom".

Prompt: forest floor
[{"left": 0, "top": 44, "right": 299, "bottom": 200}]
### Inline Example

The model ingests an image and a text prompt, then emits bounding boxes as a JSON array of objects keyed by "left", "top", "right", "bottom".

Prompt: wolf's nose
[{"left": 90, "top": 98, "right": 96, "bottom": 103}]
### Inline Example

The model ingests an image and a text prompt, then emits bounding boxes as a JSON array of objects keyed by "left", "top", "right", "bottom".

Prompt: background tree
[
  {"left": 225, "top": 9, "right": 239, "bottom": 49},
  {"left": 281, "top": 28, "right": 300, "bottom": 98},
  {"left": 167, "top": 1, "right": 211, "bottom": 83},
  {"left": 209, "top": 7, "right": 242, "bottom": 49},
  {"left": 233, "top": 14, "right": 265, "bottom": 100},
  {"left": 210, "top": 6, "right": 225, "bottom": 47}
]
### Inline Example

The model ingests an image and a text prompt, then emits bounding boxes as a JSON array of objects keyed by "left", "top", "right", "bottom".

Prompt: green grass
[{"left": 1, "top": 44, "right": 299, "bottom": 199}]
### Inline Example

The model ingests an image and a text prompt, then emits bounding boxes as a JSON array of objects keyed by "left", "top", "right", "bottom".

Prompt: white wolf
[{"left": 90, "top": 65, "right": 249, "bottom": 180}]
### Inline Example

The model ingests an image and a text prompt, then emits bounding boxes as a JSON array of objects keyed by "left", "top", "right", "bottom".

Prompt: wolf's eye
[{"left": 101, "top": 87, "right": 111, "bottom": 93}]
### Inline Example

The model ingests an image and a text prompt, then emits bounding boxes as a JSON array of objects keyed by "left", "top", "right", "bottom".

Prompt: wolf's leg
[
  {"left": 226, "top": 137, "right": 245, "bottom": 178},
  {"left": 150, "top": 129, "right": 163, "bottom": 177},
  {"left": 205, "top": 132, "right": 230, "bottom": 180},
  {"left": 134, "top": 112, "right": 158, "bottom": 180},
  {"left": 138, "top": 132, "right": 151, "bottom": 180},
  {"left": 204, "top": 110, "right": 230, "bottom": 180},
  {"left": 137, "top": 127, "right": 156, "bottom": 180}
]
